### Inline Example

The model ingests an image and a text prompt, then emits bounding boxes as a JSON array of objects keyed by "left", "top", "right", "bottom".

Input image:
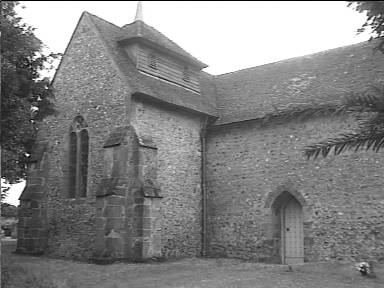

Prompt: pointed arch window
[{"left": 68, "top": 115, "right": 89, "bottom": 198}]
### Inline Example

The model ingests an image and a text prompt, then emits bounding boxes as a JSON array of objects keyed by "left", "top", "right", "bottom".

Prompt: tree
[
  {"left": 303, "top": 84, "right": 384, "bottom": 158},
  {"left": 300, "top": 1, "right": 384, "bottom": 158},
  {"left": 258, "top": 84, "right": 384, "bottom": 159},
  {"left": 348, "top": 1, "right": 384, "bottom": 52},
  {"left": 1, "top": 1, "right": 59, "bottom": 191},
  {"left": 1, "top": 203, "right": 17, "bottom": 218},
  {"left": 277, "top": 1, "right": 384, "bottom": 159}
]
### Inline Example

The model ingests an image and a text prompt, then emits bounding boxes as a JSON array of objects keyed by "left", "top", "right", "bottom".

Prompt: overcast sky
[
  {"left": 16, "top": 1, "right": 371, "bottom": 75},
  {"left": 4, "top": 1, "right": 371, "bottom": 205}
]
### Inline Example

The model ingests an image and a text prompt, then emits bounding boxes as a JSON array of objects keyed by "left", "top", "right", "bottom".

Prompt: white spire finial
[{"left": 135, "top": 1, "right": 143, "bottom": 22}]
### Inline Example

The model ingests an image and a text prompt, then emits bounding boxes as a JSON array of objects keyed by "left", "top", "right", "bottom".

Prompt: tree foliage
[
  {"left": 1, "top": 1, "right": 59, "bottom": 186},
  {"left": 258, "top": 84, "right": 384, "bottom": 159},
  {"left": 295, "top": 2, "right": 384, "bottom": 159},
  {"left": 348, "top": 1, "right": 384, "bottom": 52},
  {"left": 255, "top": 2, "right": 384, "bottom": 160},
  {"left": 303, "top": 85, "right": 384, "bottom": 158},
  {"left": 1, "top": 202, "right": 18, "bottom": 218}
]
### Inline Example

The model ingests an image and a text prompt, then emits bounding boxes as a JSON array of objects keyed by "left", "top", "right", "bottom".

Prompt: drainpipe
[{"left": 201, "top": 116, "right": 209, "bottom": 257}]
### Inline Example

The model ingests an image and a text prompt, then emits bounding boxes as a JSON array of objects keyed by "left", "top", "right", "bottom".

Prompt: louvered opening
[
  {"left": 137, "top": 47, "right": 201, "bottom": 92},
  {"left": 148, "top": 54, "right": 158, "bottom": 70},
  {"left": 182, "top": 66, "right": 191, "bottom": 82}
]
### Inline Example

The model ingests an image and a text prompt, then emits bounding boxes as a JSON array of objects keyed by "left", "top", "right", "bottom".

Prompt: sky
[
  {"left": 15, "top": 1, "right": 371, "bottom": 76},
  {"left": 4, "top": 1, "right": 371, "bottom": 205}
]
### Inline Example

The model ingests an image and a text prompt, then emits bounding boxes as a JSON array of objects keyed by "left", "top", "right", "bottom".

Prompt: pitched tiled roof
[
  {"left": 120, "top": 21, "right": 208, "bottom": 68},
  {"left": 72, "top": 12, "right": 383, "bottom": 125},
  {"left": 85, "top": 12, "right": 218, "bottom": 117},
  {"left": 214, "top": 41, "right": 384, "bottom": 125}
]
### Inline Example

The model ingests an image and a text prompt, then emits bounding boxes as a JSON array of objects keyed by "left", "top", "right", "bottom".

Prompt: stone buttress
[
  {"left": 16, "top": 141, "right": 50, "bottom": 254},
  {"left": 93, "top": 125, "right": 162, "bottom": 262}
]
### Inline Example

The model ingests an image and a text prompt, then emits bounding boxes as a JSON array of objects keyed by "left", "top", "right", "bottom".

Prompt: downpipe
[{"left": 201, "top": 117, "right": 209, "bottom": 257}]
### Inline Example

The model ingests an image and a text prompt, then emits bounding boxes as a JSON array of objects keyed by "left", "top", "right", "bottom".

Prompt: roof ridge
[
  {"left": 216, "top": 40, "right": 371, "bottom": 77},
  {"left": 83, "top": 11, "right": 122, "bottom": 30},
  {"left": 83, "top": 12, "right": 207, "bottom": 68},
  {"left": 85, "top": 10, "right": 138, "bottom": 95},
  {"left": 53, "top": 11, "right": 218, "bottom": 118},
  {"left": 120, "top": 20, "right": 207, "bottom": 68},
  {"left": 140, "top": 21, "right": 200, "bottom": 62},
  {"left": 121, "top": 22, "right": 135, "bottom": 29}
]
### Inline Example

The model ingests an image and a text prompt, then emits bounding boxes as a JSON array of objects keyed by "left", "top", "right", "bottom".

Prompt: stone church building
[{"left": 17, "top": 5, "right": 384, "bottom": 265}]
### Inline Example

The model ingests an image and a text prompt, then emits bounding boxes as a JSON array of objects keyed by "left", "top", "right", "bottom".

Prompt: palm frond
[
  {"left": 260, "top": 84, "right": 384, "bottom": 125},
  {"left": 356, "top": 113, "right": 384, "bottom": 131},
  {"left": 304, "top": 130, "right": 384, "bottom": 159},
  {"left": 260, "top": 103, "right": 342, "bottom": 125},
  {"left": 344, "top": 84, "right": 384, "bottom": 113}
]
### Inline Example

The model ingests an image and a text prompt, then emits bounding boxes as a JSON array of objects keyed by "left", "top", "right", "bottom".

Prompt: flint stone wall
[
  {"left": 130, "top": 99, "right": 204, "bottom": 258},
  {"left": 206, "top": 116, "right": 384, "bottom": 262}
]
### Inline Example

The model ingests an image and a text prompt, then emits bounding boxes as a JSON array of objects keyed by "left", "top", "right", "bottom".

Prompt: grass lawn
[{"left": 1, "top": 239, "right": 383, "bottom": 288}]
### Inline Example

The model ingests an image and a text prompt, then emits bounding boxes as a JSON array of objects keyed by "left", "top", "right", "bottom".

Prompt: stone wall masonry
[
  {"left": 17, "top": 144, "right": 50, "bottom": 255},
  {"left": 94, "top": 126, "right": 162, "bottom": 262},
  {"left": 46, "top": 199, "right": 97, "bottom": 259},
  {"left": 130, "top": 99, "right": 204, "bottom": 258},
  {"left": 38, "top": 14, "right": 131, "bottom": 260},
  {"left": 95, "top": 194, "right": 126, "bottom": 260},
  {"left": 138, "top": 139, "right": 163, "bottom": 259},
  {"left": 206, "top": 116, "right": 384, "bottom": 263}
]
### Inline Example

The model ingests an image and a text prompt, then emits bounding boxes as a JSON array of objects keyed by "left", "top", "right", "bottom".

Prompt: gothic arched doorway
[
  {"left": 281, "top": 196, "right": 304, "bottom": 264},
  {"left": 271, "top": 191, "right": 304, "bottom": 264}
]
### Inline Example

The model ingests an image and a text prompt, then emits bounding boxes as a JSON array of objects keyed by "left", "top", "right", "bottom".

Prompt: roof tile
[
  {"left": 86, "top": 12, "right": 217, "bottom": 117},
  {"left": 214, "top": 41, "right": 384, "bottom": 124},
  {"left": 120, "top": 21, "right": 208, "bottom": 68}
]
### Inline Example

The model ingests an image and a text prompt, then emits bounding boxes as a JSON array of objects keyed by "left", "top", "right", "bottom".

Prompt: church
[{"left": 16, "top": 3, "right": 384, "bottom": 264}]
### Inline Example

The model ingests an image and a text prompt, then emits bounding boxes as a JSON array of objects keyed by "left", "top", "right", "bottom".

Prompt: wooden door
[{"left": 282, "top": 198, "right": 304, "bottom": 264}]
